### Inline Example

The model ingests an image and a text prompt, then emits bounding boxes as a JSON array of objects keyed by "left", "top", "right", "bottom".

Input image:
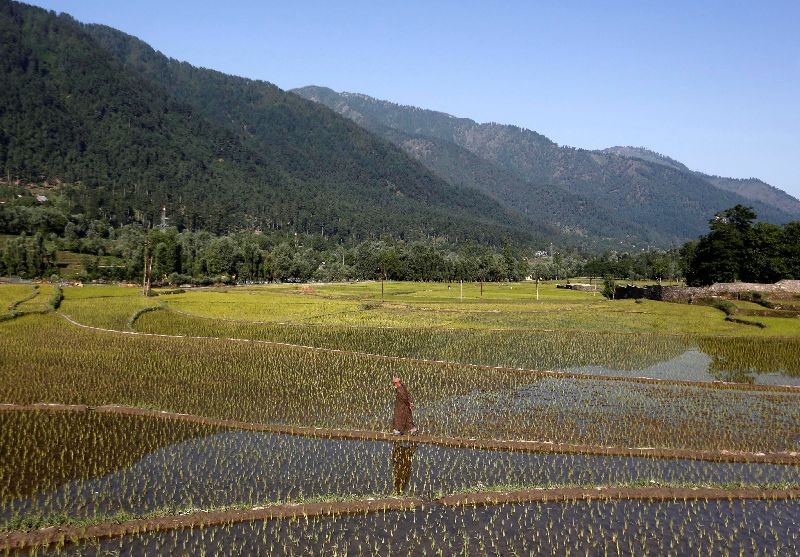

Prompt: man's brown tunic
[{"left": 393, "top": 382, "right": 415, "bottom": 433}]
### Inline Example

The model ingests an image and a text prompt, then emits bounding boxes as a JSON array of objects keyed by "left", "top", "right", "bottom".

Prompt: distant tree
[
  {"left": 601, "top": 276, "right": 616, "bottom": 300},
  {"left": 684, "top": 205, "right": 800, "bottom": 285},
  {"left": 686, "top": 205, "right": 756, "bottom": 286},
  {"left": 781, "top": 222, "right": 800, "bottom": 279}
]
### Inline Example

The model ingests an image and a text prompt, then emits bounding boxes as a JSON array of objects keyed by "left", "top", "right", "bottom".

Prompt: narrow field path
[
  {"left": 0, "top": 497, "right": 424, "bottom": 552},
  {"left": 3, "top": 403, "right": 798, "bottom": 465},
  {"left": 437, "top": 485, "right": 800, "bottom": 506},
  {"left": 2, "top": 486, "right": 798, "bottom": 552},
  {"left": 58, "top": 311, "right": 800, "bottom": 394}
]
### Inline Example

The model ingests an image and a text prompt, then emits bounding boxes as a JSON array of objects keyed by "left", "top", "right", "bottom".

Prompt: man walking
[{"left": 391, "top": 376, "right": 418, "bottom": 435}]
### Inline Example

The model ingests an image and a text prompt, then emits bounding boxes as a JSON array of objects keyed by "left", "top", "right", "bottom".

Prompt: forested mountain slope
[
  {"left": 295, "top": 86, "right": 798, "bottom": 245},
  {"left": 1, "top": 1, "right": 533, "bottom": 245},
  {"left": 603, "top": 147, "right": 800, "bottom": 218}
]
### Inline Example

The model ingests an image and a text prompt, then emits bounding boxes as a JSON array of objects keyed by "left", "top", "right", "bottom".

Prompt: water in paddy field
[
  {"left": 43, "top": 499, "right": 800, "bottom": 556},
  {"left": 3, "top": 428, "right": 799, "bottom": 526},
  {"left": 416, "top": 377, "right": 800, "bottom": 453},
  {"left": 565, "top": 345, "right": 800, "bottom": 387},
  {"left": 568, "top": 348, "right": 718, "bottom": 381}
]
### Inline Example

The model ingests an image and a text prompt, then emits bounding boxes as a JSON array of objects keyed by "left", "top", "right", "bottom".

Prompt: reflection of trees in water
[
  {"left": 0, "top": 411, "right": 222, "bottom": 501},
  {"left": 392, "top": 443, "right": 416, "bottom": 495},
  {"left": 699, "top": 337, "right": 800, "bottom": 382}
]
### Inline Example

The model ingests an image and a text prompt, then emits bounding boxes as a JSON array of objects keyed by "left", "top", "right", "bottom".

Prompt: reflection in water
[
  {"left": 566, "top": 345, "right": 800, "bottom": 387},
  {"left": 392, "top": 443, "right": 417, "bottom": 494}
]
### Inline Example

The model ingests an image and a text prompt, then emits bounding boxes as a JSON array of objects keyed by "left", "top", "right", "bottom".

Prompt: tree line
[
  {"left": 2, "top": 192, "right": 797, "bottom": 286},
  {"left": 682, "top": 205, "right": 800, "bottom": 285}
]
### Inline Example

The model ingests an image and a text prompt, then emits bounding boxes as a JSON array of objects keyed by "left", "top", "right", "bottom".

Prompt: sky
[{"left": 27, "top": 0, "right": 800, "bottom": 198}]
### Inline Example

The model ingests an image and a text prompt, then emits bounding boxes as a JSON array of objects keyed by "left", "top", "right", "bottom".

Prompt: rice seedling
[
  {"left": 3, "top": 313, "right": 799, "bottom": 453},
  {"left": 3, "top": 410, "right": 797, "bottom": 531},
  {"left": 42, "top": 499, "right": 800, "bottom": 555},
  {"left": 1, "top": 282, "right": 798, "bottom": 554}
]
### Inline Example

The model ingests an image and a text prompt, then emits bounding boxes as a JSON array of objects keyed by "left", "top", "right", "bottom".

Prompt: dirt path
[
  {"left": 438, "top": 486, "right": 800, "bottom": 506},
  {"left": 2, "top": 403, "right": 798, "bottom": 465},
  {"left": 0, "top": 497, "right": 424, "bottom": 552},
  {"left": 58, "top": 312, "right": 800, "bottom": 394},
  {"left": 3, "top": 486, "right": 798, "bottom": 552}
]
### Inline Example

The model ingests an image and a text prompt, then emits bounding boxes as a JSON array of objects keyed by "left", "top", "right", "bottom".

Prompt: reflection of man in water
[{"left": 392, "top": 443, "right": 416, "bottom": 494}]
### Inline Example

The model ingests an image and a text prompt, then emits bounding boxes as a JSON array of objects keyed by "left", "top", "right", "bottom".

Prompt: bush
[
  {"left": 601, "top": 277, "right": 616, "bottom": 300},
  {"left": 711, "top": 299, "right": 737, "bottom": 316},
  {"left": 168, "top": 273, "right": 192, "bottom": 286},
  {"left": 49, "top": 285, "right": 63, "bottom": 310}
]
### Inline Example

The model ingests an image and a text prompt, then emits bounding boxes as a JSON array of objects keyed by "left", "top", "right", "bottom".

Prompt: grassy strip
[
  {"left": 706, "top": 299, "right": 768, "bottom": 328},
  {"left": 7, "top": 285, "right": 39, "bottom": 312},
  {"left": 0, "top": 496, "right": 424, "bottom": 551},
  {"left": 1, "top": 284, "right": 60, "bottom": 319},
  {"left": 436, "top": 480, "right": 800, "bottom": 499},
  {"left": 4, "top": 481, "right": 798, "bottom": 540},
  {"left": 725, "top": 316, "right": 767, "bottom": 328},
  {"left": 48, "top": 285, "right": 63, "bottom": 310},
  {"left": 0, "top": 493, "right": 402, "bottom": 534},
  {"left": 2, "top": 285, "right": 40, "bottom": 320},
  {"left": 126, "top": 303, "right": 164, "bottom": 329}
]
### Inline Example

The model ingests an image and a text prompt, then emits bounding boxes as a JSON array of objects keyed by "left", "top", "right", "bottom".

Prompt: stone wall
[
  {"left": 615, "top": 280, "right": 800, "bottom": 302},
  {"left": 556, "top": 283, "right": 597, "bottom": 292}
]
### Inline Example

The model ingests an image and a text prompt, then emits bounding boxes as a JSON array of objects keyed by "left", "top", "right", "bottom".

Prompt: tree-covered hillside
[
  {"left": 0, "top": 1, "right": 533, "bottom": 246},
  {"left": 294, "top": 86, "right": 799, "bottom": 246},
  {"left": 603, "top": 147, "right": 800, "bottom": 218}
]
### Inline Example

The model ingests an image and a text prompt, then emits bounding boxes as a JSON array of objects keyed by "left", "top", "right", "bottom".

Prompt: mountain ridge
[
  {"left": 0, "top": 1, "right": 535, "bottom": 246},
  {"left": 603, "top": 146, "right": 800, "bottom": 216},
  {"left": 294, "top": 86, "right": 799, "bottom": 246}
]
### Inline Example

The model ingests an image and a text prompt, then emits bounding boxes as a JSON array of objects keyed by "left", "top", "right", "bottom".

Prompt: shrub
[
  {"left": 601, "top": 277, "right": 616, "bottom": 300},
  {"left": 710, "top": 299, "right": 736, "bottom": 316},
  {"left": 49, "top": 285, "right": 63, "bottom": 310}
]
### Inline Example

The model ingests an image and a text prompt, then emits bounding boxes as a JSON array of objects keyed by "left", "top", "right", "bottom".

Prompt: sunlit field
[{"left": 1, "top": 281, "right": 798, "bottom": 553}]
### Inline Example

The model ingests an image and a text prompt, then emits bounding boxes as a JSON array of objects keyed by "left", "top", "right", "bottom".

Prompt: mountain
[
  {"left": 603, "top": 146, "right": 800, "bottom": 217},
  {"left": 0, "top": 1, "right": 533, "bottom": 246},
  {"left": 601, "top": 147, "right": 688, "bottom": 173},
  {"left": 295, "top": 87, "right": 648, "bottom": 246},
  {"left": 294, "top": 86, "right": 800, "bottom": 246}
]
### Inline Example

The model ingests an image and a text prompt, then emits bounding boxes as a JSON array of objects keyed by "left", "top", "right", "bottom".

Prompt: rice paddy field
[{"left": 1, "top": 281, "right": 799, "bottom": 554}]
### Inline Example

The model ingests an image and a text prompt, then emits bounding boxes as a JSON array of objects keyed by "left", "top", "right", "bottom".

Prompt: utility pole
[
  {"left": 460, "top": 279, "right": 463, "bottom": 302},
  {"left": 380, "top": 262, "right": 385, "bottom": 303},
  {"left": 536, "top": 277, "right": 539, "bottom": 301},
  {"left": 142, "top": 239, "right": 152, "bottom": 295}
]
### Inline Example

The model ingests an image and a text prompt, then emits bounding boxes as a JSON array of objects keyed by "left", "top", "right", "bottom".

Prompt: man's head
[{"left": 391, "top": 376, "right": 401, "bottom": 387}]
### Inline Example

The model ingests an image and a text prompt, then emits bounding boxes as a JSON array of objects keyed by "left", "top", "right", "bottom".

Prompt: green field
[{"left": 1, "top": 281, "right": 798, "bottom": 552}]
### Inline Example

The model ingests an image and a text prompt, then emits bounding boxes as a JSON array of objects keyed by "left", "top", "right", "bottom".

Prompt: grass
[
  {"left": 2, "top": 311, "right": 798, "bottom": 452},
  {"left": 1, "top": 280, "right": 798, "bottom": 553},
  {"left": 437, "top": 480, "right": 800, "bottom": 498},
  {"left": 1, "top": 282, "right": 799, "bottom": 467},
  {"left": 152, "top": 282, "right": 800, "bottom": 336}
]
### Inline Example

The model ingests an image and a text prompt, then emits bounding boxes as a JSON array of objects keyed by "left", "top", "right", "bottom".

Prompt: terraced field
[{"left": 1, "top": 282, "right": 798, "bottom": 554}]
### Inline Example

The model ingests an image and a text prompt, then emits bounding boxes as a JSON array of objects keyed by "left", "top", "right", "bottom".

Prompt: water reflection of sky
[
  {"left": 4, "top": 429, "right": 799, "bottom": 525},
  {"left": 566, "top": 348, "right": 800, "bottom": 387},
  {"left": 51, "top": 499, "right": 800, "bottom": 556}
]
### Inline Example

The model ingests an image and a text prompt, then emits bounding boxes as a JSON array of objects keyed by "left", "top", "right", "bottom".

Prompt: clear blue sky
[{"left": 28, "top": 0, "right": 800, "bottom": 198}]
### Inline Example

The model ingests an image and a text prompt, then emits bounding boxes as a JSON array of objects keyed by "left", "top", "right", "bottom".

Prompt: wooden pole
[{"left": 142, "top": 240, "right": 151, "bottom": 296}]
